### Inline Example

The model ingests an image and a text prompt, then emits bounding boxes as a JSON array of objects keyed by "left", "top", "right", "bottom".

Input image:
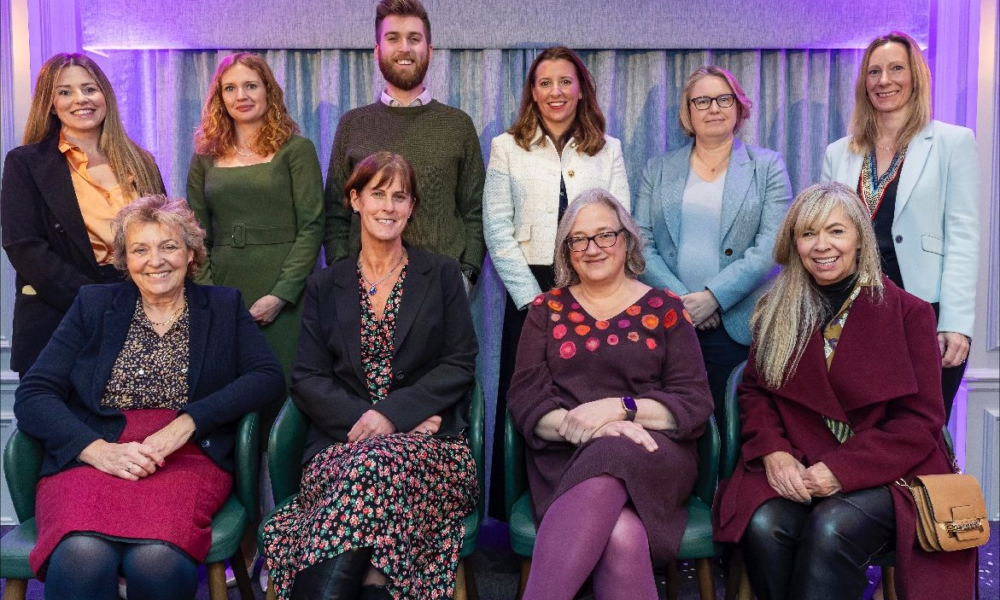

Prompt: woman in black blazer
[
  {"left": 0, "top": 53, "right": 163, "bottom": 376},
  {"left": 261, "top": 153, "right": 479, "bottom": 600}
]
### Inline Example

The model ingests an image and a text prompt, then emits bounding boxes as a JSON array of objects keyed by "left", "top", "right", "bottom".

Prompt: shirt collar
[{"left": 380, "top": 87, "right": 432, "bottom": 108}]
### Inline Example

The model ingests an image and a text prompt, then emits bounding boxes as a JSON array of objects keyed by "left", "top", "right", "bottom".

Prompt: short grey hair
[
  {"left": 111, "top": 195, "right": 207, "bottom": 278},
  {"left": 553, "top": 188, "right": 645, "bottom": 288}
]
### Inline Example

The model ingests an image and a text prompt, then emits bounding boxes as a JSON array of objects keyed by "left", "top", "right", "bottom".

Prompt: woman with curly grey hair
[{"left": 13, "top": 194, "right": 284, "bottom": 600}]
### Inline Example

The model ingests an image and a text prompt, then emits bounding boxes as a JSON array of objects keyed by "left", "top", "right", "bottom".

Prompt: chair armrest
[
  {"left": 234, "top": 411, "right": 260, "bottom": 515},
  {"left": 3, "top": 429, "right": 44, "bottom": 522},
  {"left": 503, "top": 410, "right": 527, "bottom": 521},
  {"left": 720, "top": 361, "right": 747, "bottom": 480},
  {"left": 693, "top": 416, "right": 720, "bottom": 505}
]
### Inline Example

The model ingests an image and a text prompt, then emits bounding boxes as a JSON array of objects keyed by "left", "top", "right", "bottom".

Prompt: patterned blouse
[
  {"left": 100, "top": 298, "right": 190, "bottom": 410},
  {"left": 359, "top": 266, "right": 407, "bottom": 403}
]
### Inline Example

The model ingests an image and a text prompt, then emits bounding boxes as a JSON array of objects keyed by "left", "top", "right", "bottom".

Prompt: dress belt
[{"left": 212, "top": 224, "right": 297, "bottom": 248}]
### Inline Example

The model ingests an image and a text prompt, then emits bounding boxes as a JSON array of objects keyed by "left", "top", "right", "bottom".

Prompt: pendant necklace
[
  {"left": 235, "top": 145, "right": 255, "bottom": 157},
  {"left": 694, "top": 147, "right": 731, "bottom": 173},
  {"left": 359, "top": 251, "right": 406, "bottom": 296}
]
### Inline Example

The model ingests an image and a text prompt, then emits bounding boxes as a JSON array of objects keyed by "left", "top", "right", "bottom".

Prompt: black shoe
[
  {"left": 291, "top": 549, "right": 372, "bottom": 600},
  {"left": 358, "top": 585, "right": 392, "bottom": 600}
]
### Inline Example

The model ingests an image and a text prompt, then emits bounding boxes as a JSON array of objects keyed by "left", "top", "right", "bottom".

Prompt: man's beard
[{"left": 379, "top": 53, "right": 429, "bottom": 92}]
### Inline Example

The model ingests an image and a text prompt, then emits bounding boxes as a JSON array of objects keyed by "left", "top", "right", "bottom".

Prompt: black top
[
  {"left": 871, "top": 177, "right": 904, "bottom": 288},
  {"left": 815, "top": 273, "right": 860, "bottom": 327}
]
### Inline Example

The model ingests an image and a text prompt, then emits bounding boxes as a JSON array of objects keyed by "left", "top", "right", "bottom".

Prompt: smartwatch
[{"left": 621, "top": 396, "right": 637, "bottom": 422}]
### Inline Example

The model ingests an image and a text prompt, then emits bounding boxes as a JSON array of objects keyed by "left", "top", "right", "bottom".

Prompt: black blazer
[
  {"left": 13, "top": 280, "right": 285, "bottom": 477},
  {"left": 0, "top": 134, "right": 164, "bottom": 373},
  {"left": 292, "top": 245, "right": 478, "bottom": 463}
]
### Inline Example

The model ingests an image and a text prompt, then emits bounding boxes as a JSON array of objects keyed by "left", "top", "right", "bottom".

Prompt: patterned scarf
[
  {"left": 821, "top": 284, "right": 864, "bottom": 442},
  {"left": 858, "top": 150, "right": 905, "bottom": 217}
]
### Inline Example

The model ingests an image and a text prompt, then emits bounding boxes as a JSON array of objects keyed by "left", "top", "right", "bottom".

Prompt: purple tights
[{"left": 522, "top": 475, "right": 658, "bottom": 600}]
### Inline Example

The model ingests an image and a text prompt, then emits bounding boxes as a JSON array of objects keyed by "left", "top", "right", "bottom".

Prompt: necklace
[
  {"left": 874, "top": 142, "right": 896, "bottom": 152},
  {"left": 145, "top": 300, "right": 186, "bottom": 327},
  {"left": 693, "top": 146, "right": 731, "bottom": 173},
  {"left": 358, "top": 251, "right": 406, "bottom": 296},
  {"left": 234, "top": 144, "right": 254, "bottom": 157}
]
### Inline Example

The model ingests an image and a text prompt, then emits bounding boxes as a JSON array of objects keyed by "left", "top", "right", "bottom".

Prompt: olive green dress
[{"left": 187, "top": 135, "right": 324, "bottom": 427}]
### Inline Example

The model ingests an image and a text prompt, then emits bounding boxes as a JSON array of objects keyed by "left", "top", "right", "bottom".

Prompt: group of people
[{"left": 0, "top": 0, "right": 981, "bottom": 597}]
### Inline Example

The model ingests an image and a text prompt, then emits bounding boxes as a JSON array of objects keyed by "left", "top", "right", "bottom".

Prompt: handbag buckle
[{"left": 946, "top": 519, "right": 984, "bottom": 535}]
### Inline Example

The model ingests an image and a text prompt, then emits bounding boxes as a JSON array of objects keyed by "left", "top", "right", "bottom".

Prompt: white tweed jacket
[{"left": 483, "top": 130, "right": 631, "bottom": 309}]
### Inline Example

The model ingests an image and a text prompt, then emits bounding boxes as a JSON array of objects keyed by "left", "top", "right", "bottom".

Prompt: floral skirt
[{"left": 262, "top": 433, "right": 477, "bottom": 600}]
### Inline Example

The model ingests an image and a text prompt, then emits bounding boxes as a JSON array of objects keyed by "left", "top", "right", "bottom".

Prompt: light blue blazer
[
  {"left": 633, "top": 139, "right": 792, "bottom": 346},
  {"left": 822, "top": 120, "right": 979, "bottom": 338}
]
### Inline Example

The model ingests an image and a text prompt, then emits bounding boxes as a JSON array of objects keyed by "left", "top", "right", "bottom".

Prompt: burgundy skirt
[{"left": 31, "top": 409, "right": 232, "bottom": 577}]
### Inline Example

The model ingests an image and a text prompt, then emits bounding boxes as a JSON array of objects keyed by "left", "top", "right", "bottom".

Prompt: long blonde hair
[
  {"left": 23, "top": 53, "right": 163, "bottom": 199},
  {"left": 751, "top": 182, "right": 883, "bottom": 388},
  {"left": 848, "top": 31, "right": 932, "bottom": 153},
  {"left": 193, "top": 52, "right": 299, "bottom": 158}
]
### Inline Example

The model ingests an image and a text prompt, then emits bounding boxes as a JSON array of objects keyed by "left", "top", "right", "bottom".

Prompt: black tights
[
  {"left": 741, "top": 487, "right": 895, "bottom": 600},
  {"left": 44, "top": 534, "right": 197, "bottom": 600}
]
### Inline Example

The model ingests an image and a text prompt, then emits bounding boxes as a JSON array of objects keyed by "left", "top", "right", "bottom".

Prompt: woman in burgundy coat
[
  {"left": 713, "top": 182, "right": 976, "bottom": 600},
  {"left": 508, "top": 189, "right": 713, "bottom": 600}
]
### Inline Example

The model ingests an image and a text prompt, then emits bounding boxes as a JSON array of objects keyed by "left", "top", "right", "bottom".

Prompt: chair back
[
  {"left": 234, "top": 412, "right": 260, "bottom": 514},
  {"left": 2, "top": 430, "right": 44, "bottom": 522},
  {"left": 268, "top": 399, "right": 310, "bottom": 506},
  {"left": 692, "top": 416, "right": 721, "bottom": 505},
  {"left": 720, "top": 361, "right": 747, "bottom": 480},
  {"left": 467, "top": 382, "right": 486, "bottom": 504}
]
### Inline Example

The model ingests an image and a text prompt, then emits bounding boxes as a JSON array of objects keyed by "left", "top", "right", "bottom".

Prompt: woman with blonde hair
[
  {"left": 187, "top": 52, "right": 324, "bottom": 424},
  {"left": 714, "top": 182, "right": 976, "bottom": 600},
  {"left": 1, "top": 52, "right": 163, "bottom": 377},
  {"left": 822, "top": 31, "right": 979, "bottom": 421}
]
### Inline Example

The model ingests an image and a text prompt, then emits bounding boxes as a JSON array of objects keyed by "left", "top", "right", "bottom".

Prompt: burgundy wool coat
[{"left": 713, "top": 279, "right": 977, "bottom": 600}]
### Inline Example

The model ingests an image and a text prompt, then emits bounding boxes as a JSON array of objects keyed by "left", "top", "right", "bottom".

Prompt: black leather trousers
[
  {"left": 290, "top": 548, "right": 372, "bottom": 600},
  {"left": 741, "top": 486, "right": 896, "bottom": 600}
]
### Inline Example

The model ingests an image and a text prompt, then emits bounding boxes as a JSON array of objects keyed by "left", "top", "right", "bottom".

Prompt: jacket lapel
[
  {"left": 827, "top": 284, "right": 919, "bottom": 411},
  {"left": 35, "top": 135, "right": 101, "bottom": 275},
  {"left": 93, "top": 283, "right": 139, "bottom": 400},
  {"left": 186, "top": 280, "right": 210, "bottom": 397},
  {"left": 332, "top": 255, "right": 366, "bottom": 385},
  {"left": 895, "top": 123, "right": 934, "bottom": 218},
  {"left": 661, "top": 143, "right": 691, "bottom": 245},
  {"left": 719, "top": 139, "right": 754, "bottom": 240},
  {"left": 394, "top": 247, "right": 430, "bottom": 353},
  {"left": 773, "top": 333, "right": 849, "bottom": 422}
]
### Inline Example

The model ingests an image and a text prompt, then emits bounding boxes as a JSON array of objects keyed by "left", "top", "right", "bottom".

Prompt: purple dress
[{"left": 507, "top": 286, "right": 713, "bottom": 564}]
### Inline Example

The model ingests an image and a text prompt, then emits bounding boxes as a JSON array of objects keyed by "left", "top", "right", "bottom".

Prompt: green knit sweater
[{"left": 323, "top": 100, "right": 486, "bottom": 274}]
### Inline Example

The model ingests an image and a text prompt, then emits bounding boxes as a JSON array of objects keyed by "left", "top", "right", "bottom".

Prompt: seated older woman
[
  {"left": 13, "top": 195, "right": 285, "bottom": 600},
  {"left": 261, "top": 152, "right": 478, "bottom": 600},
  {"left": 713, "top": 182, "right": 977, "bottom": 600},
  {"left": 508, "top": 189, "right": 713, "bottom": 600}
]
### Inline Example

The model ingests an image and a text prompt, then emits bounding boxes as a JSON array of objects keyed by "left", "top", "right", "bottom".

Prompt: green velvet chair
[
  {"left": 719, "top": 361, "right": 956, "bottom": 600},
  {"left": 0, "top": 412, "right": 261, "bottom": 600},
  {"left": 503, "top": 409, "right": 722, "bottom": 600},
  {"left": 257, "top": 379, "right": 485, "bottom": 600}
]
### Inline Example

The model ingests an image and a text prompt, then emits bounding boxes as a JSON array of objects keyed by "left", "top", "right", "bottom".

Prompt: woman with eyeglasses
[
  {"left": 507, "top": 189, "right": 713, "bottom": 600},
  {"left": 632, "top": 66, "right": 791, "bottom": 452}
]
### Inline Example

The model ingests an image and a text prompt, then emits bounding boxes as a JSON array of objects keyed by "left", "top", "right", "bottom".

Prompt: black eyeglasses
[
  {"left": 689, "top": 94, "right": 736, "bottom": 110},
  {"left": 565, "top": 228, "right": 625, "bottom": 252}
]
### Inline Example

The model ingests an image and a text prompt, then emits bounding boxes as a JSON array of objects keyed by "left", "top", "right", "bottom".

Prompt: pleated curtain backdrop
[{"left": 104, "top": 47, "right": 864, "bottom": 509}]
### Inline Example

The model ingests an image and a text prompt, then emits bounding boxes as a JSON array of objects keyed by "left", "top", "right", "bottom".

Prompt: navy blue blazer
[
  {"left": 292, "top": 245, "right": 478, "bottom": 463},
  {"left": 13, "top": 279, "right": 285, "bottom": 477}
]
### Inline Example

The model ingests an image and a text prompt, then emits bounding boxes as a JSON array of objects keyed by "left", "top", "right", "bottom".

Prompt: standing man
[{"left": 324, "top": 0, "right": 486, "bottom": 287}]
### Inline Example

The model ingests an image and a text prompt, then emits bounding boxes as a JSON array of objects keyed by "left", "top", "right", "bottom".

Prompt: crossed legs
[{"left": 522, "top": 474, "right": 658, "bottom": 600}]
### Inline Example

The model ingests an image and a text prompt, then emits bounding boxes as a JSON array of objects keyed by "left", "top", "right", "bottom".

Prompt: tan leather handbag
[{"left": 898, "top": 473, "right": 990, "bottom": 552}]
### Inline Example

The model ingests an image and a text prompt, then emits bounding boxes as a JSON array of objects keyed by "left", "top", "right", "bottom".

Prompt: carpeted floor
[{"left": 2, "top": 518, "right": 997, "bottom": 599}]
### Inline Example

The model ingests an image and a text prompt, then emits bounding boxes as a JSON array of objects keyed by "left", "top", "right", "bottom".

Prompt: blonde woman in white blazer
[
  {"left": 822, "top": 31, "right": 978, "bottom": 420},
  {"left": 482, "top": 46, "right": 630, "bottom": 517}
]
